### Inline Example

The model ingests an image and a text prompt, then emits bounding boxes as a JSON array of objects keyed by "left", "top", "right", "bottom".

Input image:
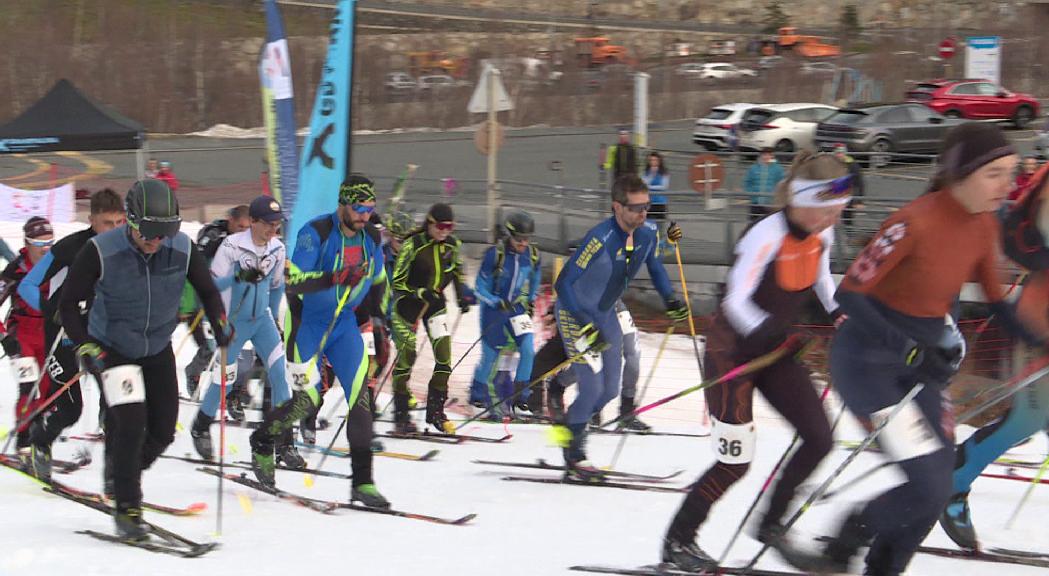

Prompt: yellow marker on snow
[
  {"left": 237, "top": 492, "right": 253, "bottom": 514},
  {"left": 303, "top": 474, "right": 315, "bottom": 488}
]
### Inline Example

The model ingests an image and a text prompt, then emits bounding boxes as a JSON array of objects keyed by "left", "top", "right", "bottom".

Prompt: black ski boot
[
  {"left": 184, "top": 347, "right": 212, "bottom": 397},
  {"left": 563, "top": 426, "right": 604, "bottom": 482},
  {"left": 276, "top": 429, "right": 307, "bottom": 470},
  {"left": 248, "top": 432, "right": 276, "bottom": 487},
  {"left": 821, "top": 509, "right": 872, "bottom": 574},
  {"left": 300, "top": 397, "right": 321, "bottom": 444},
  {"left": 114, "top": 503, "right": 149, "bottom": 541},
  {"left": 526, "top": 381, "right": 545, "bottom": 415},
  {"left": 190, "top": 412, "right": 214, "bottom": 461},
  {"left": 225, "top": 394, "right": 245, "bottom": 422},
  {"left": 757, "top": 516, "right": 828, "bottom": 573},
  {"left": 511, "top": 381, "right": 532, "bottom": 415},
  {"left": 425, "top": 387, "right": 453, "bottom": 434},
  {"left": 661, "top": 534, "right": 717, "bottom": 572},
  {"left": 616, "top": 397, "right": 652, "bottom": 433},
  {"left": 939, "top": 491, "right": 978, "bottom": 550},
  {"left": 392, "top": 392, "right": 418, "bottom": 435},
  {"left": 349, "top": 447, "right": 390, "bottom": 509},
  {"left": 28, "top": 420, "right": 52, "bottom": 483}
]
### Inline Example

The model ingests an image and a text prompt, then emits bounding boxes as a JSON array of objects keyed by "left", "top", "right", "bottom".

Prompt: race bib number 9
[
  {"left": 12, "top": 357, "right": 40, "bottom": 384},
  {"left": 427, "top": 314, "right": 450, "bottom": 339},
  {"left": 101, "top": 365, "right": 146, "bottom": 407},
  {"left": 617, "top": 310, "right": 637, "bottom": 336},
  {"left": 510, "top": 314, "right": 534, "bottom": 337}
]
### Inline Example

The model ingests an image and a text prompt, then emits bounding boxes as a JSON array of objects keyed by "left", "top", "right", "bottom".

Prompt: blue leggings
[
  {"left": 469, "top": 331, "right": 536, "bottom": 406},
  {"left": 557, "top": 307, "right": 623, "bottom": 428},
  {"left": 954, "top": 378, "right": 1049, "bottom": 493},
  {"left": 200, "top": 316, "right": 289, "bottom": 419}
]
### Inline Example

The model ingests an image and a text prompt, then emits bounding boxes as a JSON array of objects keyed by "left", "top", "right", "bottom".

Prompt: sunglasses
[
  {"left": 510, "top": 233, "right": 531, "bottom": 242},
  {"left": 130, "top": 215, "right": 181, "bottom": 241},
  {"left": 433, "top": 221, "right": 455, "bottom": 231},
  {"left": 348, "top": 203, "right": 375, "bottom": 215},
  {"left": 620, "top": 201, "right": 651, "bottom": 214},
  {"left": 27, "top": 238, "right": 53, "bottom": 247}
]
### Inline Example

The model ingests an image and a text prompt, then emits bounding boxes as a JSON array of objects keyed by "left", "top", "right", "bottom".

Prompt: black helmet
[
  {"left": 126, "top": 179, "right": 181, "bottom": 239},
  {"left": 504, "top": 210, "right": 535, "bottom": 238}
]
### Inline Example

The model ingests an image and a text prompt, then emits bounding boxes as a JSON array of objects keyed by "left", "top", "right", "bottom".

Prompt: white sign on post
[
  {"left": 468, "top": 65, "right": 514, "bottom": 114},
  {"left": 633, "top": 72, "right": 650, "bottom": 149},
  {"left": 965, "top": 36, "right": 1001, "bottom": 86}
]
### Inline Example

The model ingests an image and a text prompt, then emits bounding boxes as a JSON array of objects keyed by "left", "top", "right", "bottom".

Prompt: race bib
[
  {"left": 426, "top": 314, "right": 450, "bottom": 339},
  {"left": 574, "top": 336, "right": 603, "bottom": 374},
  {"left": 287, "top": 361, "right": 320, "bottom": 391},
  {"left": 510, "top": 314, "right": 534, "bottom": 337},
  {"left": 12, "top": 356, "right": 40, "bottom": 384},
  {"left": 617, "top": 310, "right": 637, "bottom": 336},
  {"left": 711, "top": 417, "right": 756, "bottom": 465},
  {"left": 872, "top": 398, "right": 944, "bottom": 461},
  {"left": 361, "top": 329, "right": 377, "bottom": 356},
  {"left": 101, "top": 365, "right": 146, "bottom": 407},
  {"left": 202, "top": 321, "right": 214, "bottom": 341}
]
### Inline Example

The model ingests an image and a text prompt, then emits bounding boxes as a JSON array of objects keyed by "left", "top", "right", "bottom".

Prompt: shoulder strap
[{"left": 309, "top": 216, "right": 335, "bottom": 245}]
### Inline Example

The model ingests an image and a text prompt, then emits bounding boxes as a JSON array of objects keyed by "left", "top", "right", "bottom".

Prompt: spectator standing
[
  {"left": 833, "top": 143, "right": 866, "bottom": 233},
  {"left": 743, "top": 147, "right": 785, "bottom": 222},
  {"left": 155, "top": 161, "right": 180, "bottom": 192},
  {"left": 604, "top": 129, "right": 638, "bottom": 188}
]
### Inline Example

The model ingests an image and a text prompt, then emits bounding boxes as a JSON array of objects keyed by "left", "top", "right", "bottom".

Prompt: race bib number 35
[{"left": 510, "top": 314, "right": 534, "bottom": 336}]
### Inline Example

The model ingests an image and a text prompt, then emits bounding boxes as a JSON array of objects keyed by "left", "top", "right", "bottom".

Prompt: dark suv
[
  {"left": 905, "top": 79, "right": 1039, "bottom": 129},
  {"left": 815, "top": 103, "right": 961, "bottom": 165}
]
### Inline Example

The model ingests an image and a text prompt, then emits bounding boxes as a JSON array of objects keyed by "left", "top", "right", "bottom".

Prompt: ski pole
[
  {"left": 310, "top": 405, "right": 350, "bottom": 485},
  {"left": 0, "top": 327, "right": 67, "bottom": 453},
  {"left": 606, "top": 325, "right": 674, "bottom": 471},
  {"left": 173, "top": 309, "right": 206, "bottom": 358},
  {"left": 1005, "top": 452, "right": 1049, "bottom": 529},
  {"left": 599, "top": 335, "right": 812, "bottom": 431},
  {"left": 374, "top": 301, "right": 430, "bottom": 416},
  {"left": 671, "top": 231, "right": 709, "bottom": 426},
  {"left": 718, "top": 382, "right": 834, "bottom": 563},
  {"left": 956, "top": 355, "right": 1049, "bottom": 424},
  {"left": 2, "top": 369, "right": 86, "bottom": 451},
  {"left": 453, "top": 340, "right": 610, "bottom": 432},
  {"left": 216, "top": 346, "right": 227, "bottom": 537},
  {"left": 743, "top": 383, "right": 926, "bottom": 570},
  {"left": 448, "top": 312, "right": 512, "bottom": 374}
]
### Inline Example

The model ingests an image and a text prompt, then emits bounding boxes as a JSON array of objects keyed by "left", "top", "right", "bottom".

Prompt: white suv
[
  {"left": 737, "top": 103, "right": 837, "bottom": 155},
  {"left": 693, "top": 103, "right": 759, "bottom": 150}
]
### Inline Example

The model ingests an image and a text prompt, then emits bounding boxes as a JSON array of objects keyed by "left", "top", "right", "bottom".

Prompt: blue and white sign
[{"left": 965, "top": 36, "right": 1001, "bottom": 86}]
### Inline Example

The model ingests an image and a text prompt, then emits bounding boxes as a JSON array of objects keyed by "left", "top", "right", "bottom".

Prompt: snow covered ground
[{"left": 1, "top": 221, "right": 1048, "bottom": 575}]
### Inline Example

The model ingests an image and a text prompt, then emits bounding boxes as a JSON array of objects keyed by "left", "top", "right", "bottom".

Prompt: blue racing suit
[
  {"left": 554, "top": 218, "right": 675, "bottom": 443},
  {"left": 198, "top": 231, "right": 289, "bottom": 419},
  {"left": 469, "top": 239, "right": 541, "bottom": 410}
]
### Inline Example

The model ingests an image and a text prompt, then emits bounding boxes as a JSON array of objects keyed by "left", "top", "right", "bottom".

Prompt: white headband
[{"left": 790, "top": 177, "right": 853, "bottom": 208}]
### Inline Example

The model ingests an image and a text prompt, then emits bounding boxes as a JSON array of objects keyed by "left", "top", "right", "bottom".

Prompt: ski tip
[
  {"left": 421, "top": 450, "right": 440, "bottom": 461},
  {"left": 187, "top": 502, "right": 208, "bottom": 513},
  {"left": 454, "top": 513, "right": 478, "bottom": 525}
]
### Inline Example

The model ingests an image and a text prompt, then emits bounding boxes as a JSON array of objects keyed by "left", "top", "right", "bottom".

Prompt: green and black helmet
[
  {"left": 504, "top": 210, "right": 535, "bottom": 239},
  {"left": 384, "top": 211, "right": 415, "bottom": 239},
  {"left": 126, "top": 179, "right": 181, "bottom": 239}
]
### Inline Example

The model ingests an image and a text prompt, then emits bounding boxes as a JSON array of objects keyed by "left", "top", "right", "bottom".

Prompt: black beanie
[
  {"left": 938, "top": 122, "right": 1015, "bottom": 181},
  {"left": 427, "top": 202, "right": 454, "bottom": 223}
]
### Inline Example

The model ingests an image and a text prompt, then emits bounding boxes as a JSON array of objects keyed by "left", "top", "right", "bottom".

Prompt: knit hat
[
  {"left": 938, "top": 122, "right": 1015, "bottom": 182},
  {"left": 23, "top": 216, "right": 53, "bottom": 239},
  {"left": 427, "top": 203, "right": 454, "bottom": 223}
]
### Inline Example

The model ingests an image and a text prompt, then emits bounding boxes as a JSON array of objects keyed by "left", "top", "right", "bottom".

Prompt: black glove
[
  {"left": 498, "top": 299, "right": 516, "bottom": 312},
  {"left": 665, "top": 298, "right": 689, "bottom": 323},
  {"left": 458, "top": 298, "right": 472, "bottom": 314},
  {"left": 212, "top": 316, "right": 234, "bottom": 348},
  {"left": 907, "top": 341, "right": 962, "bottom": 385},
  {"left": 236, "top": 267, "right": 265, "bottom": 284},
  {"left": 667, "top": 221, "right": 683, "bottom": 243},
  {"left": 576, "top": 322, "right": 605, "bottom": 351},
  {"left": 75, "top": 341, "right": 107, "bottom": 379},
  {"left": 0, "top": 333, "right": 20, "bottom": 357},
  {"left": 525, "top": 300, "right": 535, "bottom": 317}
]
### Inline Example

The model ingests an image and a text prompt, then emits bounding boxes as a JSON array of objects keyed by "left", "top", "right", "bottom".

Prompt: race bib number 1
[
  {"left": 427, "top": 314, "right": 450, "bottom": 339},
  {"left": 510, "top": 314, "right": 534, "bottom": 336},
  {"left": 617, "top": 310, "right": 637, "bottom": 336}
]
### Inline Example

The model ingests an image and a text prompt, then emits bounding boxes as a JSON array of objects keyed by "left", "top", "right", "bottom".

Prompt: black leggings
[
  {"left": 668, "top": 338, "right": 832, "bottom": 541},
  {"left": 33, "top": 320, "right": 83, "bottom": 446},
  {"left": 103, "top": 345, "right": 180, "bottom": 507}
]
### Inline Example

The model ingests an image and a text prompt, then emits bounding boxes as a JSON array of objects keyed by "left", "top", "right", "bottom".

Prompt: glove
[
  {"left": 236, "top": 267, "right": 265, "bottom": 284},
  {"left": 667, "top": 221, "right": 683, "bottom": 243},
  {"left": 212, "top": 315, "right": 234, "bottom": 348},
  {"left": 665, "top": 299, "right": 689, "bottom": 323},
  {"left": 332, "top": 265, "right": 365, "bottom": 287},
  {"left": 0, "top": 333, "right": 20, "bottom": 357},
  {"left": 526, "top": 300, "right": 535, "bottom": 317},
  {"left": 458, "top": 298, "right": 472, "bottom": 314},
  {"left": 498, "top": 299, "right": 516, "bottom": 312},
  {"left": 907, "top": 341, "right": 962, "bottom": 385},
  {"left": 75, "top": 342, "right": 107, "bottom": 378},
  {"left": 577, "top": 322, "right": 604, "bottom": 351}
]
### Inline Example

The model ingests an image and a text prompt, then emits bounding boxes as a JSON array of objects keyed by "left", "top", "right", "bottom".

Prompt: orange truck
[
  {"left": 407, "top": 51, "right": 466, "bottom": 78},
  {"left": 574, "top": 37, "right": 633, "bottom": 67},
  {"left": 777, "top": 27, "right": 841, "bottom": 58}
]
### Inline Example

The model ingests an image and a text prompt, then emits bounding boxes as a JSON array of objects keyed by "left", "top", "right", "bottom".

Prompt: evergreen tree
[{"left": 762, "top": 1, "right": 789, "bottom": 34}]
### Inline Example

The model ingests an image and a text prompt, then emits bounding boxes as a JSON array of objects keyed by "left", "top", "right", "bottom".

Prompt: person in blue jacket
[
  {"left": 553, "top": 174, "right": 689, "bottom": 480},
  {"left": 189, "top": 196, "right": 303, "bottom": 466},
  {"left": 469, "top": 210, "right": 542, "bottom": 417},
  {"left": 247, "top": 174, "right": 391, "bottom": 509},
  {"left": 744, "top": 147, "right": 786, "bottom": 222}
]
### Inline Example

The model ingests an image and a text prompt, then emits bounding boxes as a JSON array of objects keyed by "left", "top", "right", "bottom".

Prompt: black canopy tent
[{"left": 0, "top": 78, "right": 145, "bottom": 154}]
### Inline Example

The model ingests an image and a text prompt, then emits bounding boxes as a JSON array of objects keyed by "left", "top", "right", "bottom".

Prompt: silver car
[
  {"left": 815, "top": 103, "right": 960, "bottom": 166},
  {"left": 693, "top": 103, "right": 758, "bottom": 150}
]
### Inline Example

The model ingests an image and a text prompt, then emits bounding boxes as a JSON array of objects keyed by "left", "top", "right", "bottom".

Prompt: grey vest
[{"left": 88, "top": 226, "right": 191, "bottom": 359}]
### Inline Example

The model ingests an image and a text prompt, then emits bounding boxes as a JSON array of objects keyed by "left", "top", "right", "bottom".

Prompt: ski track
[{"left": 1, "top": 221, "right": 1048, "bottom": 575}]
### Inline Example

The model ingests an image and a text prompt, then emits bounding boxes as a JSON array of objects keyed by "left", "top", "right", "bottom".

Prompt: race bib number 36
[{"left": 510, "top": 314, "right": 534, "bottom": 336}]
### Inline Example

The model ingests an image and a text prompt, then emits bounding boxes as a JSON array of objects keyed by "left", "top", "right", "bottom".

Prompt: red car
[{"left": 905, "top": 79, "right": 1040, "bottom": 129}]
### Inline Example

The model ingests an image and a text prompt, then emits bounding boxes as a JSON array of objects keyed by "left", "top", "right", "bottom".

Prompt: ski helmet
[
  {"left": 126, "top": 179, "right": 181, "bottom": 239},
  {"left": 384, "top": 211, "right": 415, "bottom": 239},
  {"left": 504, "top": 210, "right": 535, "bottom": 239},
  {"left": 339, "top": 173, "right": 376, "bottom": 206}
]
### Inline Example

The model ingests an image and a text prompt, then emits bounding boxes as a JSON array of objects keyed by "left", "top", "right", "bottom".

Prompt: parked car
[
  {"left": 801, "top": 61, "right": 837, "bottom": 75},
  {"left": 384, "top": 72, "right": 416, "bottom": 95},
  {"left": 696, "top": 62, "right": 757, "bottom": 79},
  {"left": 758, "top": 55, "right": 784, "bottom": 70},
  {"left": 693, "top": 103, "right": 758, "bottom": 150},
  {"left": 815, "top": 102, "right": 961, "bottom": 167},
  {"left": 675, "top": 63, "right": 706, "bottom": 77},
  {"left": 905, "top": 79, "right": 1040, "bottom": 129},
  {"left": 416, "top": 74, "right": 457, "bottom": 94},
  {"left": 737, "top": 103, "right": 837, "bottom": 155}
]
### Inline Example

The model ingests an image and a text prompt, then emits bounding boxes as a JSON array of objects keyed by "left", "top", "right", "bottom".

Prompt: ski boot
[
  {"left": 27, "top": 420, "right": 52, "bottom": 482},
  {"left": 349, "top": 446, "right": 390, "bottom": 508},
  {"left": 190, "top": 412, "right": 214, "bottom": 461},
  {"left": 939, "top": 491, "right": 978, "bottom": 550},
  {"left": 351, "top": 484, "right": 391, "bottom": 509},
  {"left": 225, "top": 393, "right": 246, "bottom": 422},
  {"left": 184, "top": 347, "right": 212, "bottom": 397},
  {"left": 563, "top": 425, "right": 604, "bottom": 482},
  {"left": 511, "top": 381, "right": 532, "bottom": 416},
  {"left": 661, "top": 535, "right": 717, "bottom": 572},
  {"left": 616, "top": 397, "right": 652, "bottom": 433},
  {"left": 526, "top": 381, "right": 545, "bottom": 416},
  {"left": 299, "top": 420, "right": 317, "bottom": 445},
  {"left": 425, "top": 387, "right": 454, "bottom": 434},
  {"left": 115, "top": 504, "right": 149, "bottom": 541},
  {"left": 248, "top": 433, "right": 276, "bottom": 487},
  {"left": 276, "top": 430, "right": 307, "bottom": 470},
  {"left": 392, "top": 392, "right": 418, "bottom": 435},
  {"left": 756, "top": 516, "right": 827, "bottom": 573},
  {"left": 820, "top": 509, "right": 871, "bottom": 574}
]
